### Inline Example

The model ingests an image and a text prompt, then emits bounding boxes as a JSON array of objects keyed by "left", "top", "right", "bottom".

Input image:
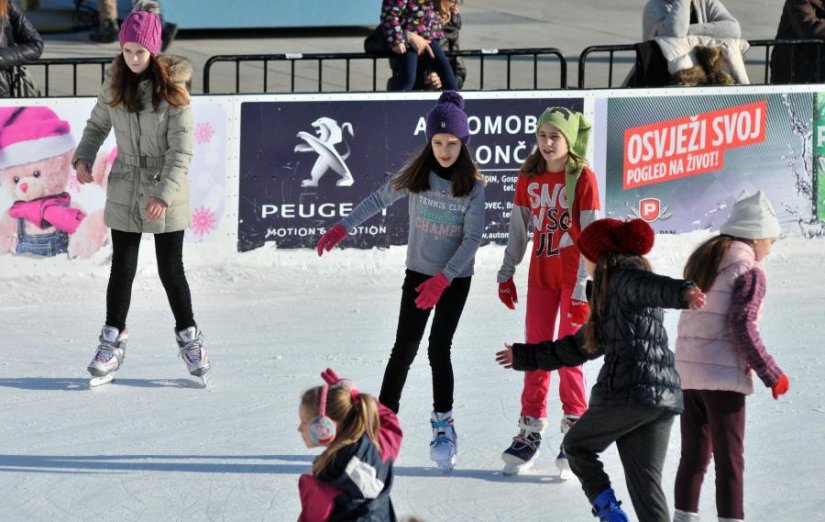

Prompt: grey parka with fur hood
[{"left": 73, "top": 55, "right": 194, "bottom": 233}]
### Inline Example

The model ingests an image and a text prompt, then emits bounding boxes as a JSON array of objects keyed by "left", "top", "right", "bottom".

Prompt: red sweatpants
[{"left": 520, "top": 287, "right": 588, "bottom": 419}]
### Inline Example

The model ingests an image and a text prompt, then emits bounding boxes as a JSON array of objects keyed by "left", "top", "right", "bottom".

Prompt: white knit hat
[{"left": 720, "top": 191, "right": 781, "bottom": 239}]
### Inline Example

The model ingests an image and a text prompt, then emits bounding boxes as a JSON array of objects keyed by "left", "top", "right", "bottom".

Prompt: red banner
[{"left": 622, "top": 100, "right": 767, "bottom": 189}]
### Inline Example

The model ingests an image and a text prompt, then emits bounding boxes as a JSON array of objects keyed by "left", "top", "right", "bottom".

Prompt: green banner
[{"left": 815, "top": 93, "right": 825, "bottom": 221}]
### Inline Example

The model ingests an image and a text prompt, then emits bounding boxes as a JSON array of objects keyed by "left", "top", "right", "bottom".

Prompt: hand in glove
[
  {"left": 498, "top": 278, "right": 518, "bottom": 310},
  {"left": 570, "top": 299, "right": 590, "bottom": 327},
  {"left": 316, "top": 224, "right": 348, "bottom": 256},
  {"left": 771, "top": 373, "right": 789, "bottom": 400},
  {"left": 414, "top": 273, "right": 450, "bottom": 309}
]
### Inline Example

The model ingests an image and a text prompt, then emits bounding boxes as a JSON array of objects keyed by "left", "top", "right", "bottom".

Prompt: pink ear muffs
[{"left": 309, "top": 384, "right": 336, "bottom": 445}]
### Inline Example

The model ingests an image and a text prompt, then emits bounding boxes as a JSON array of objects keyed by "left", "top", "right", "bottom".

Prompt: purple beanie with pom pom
[{"left": 426, "top": 91, "right": 470, "bottom": 143}]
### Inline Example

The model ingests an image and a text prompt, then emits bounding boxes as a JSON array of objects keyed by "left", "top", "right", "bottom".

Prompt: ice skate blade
[
  {"left": 502, "top": 461, "right": 534, "bottom": 476},
  {"left": 435, "top": 460, "right": 454, "bottom": 474},
  {"left": 89, "top": 373, "right": 115, "bottom": 387},
  {"left": 559, "top": 468, "right": 574, "bottom": 481}
]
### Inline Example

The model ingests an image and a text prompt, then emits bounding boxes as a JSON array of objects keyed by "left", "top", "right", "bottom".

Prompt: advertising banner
[
  {"left": 604, "top": 92, "right": 817, "bottom": 236},
  {"left": 0, "top": 99, "right": 229, "bottom": 260},
  {"left": 238, "top": 95, "right": 585, "bottom": 251}
]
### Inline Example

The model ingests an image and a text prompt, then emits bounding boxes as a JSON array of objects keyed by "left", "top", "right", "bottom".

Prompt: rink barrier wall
[{"left": 0, "top": 85, "right": 822, "bottom": 267}]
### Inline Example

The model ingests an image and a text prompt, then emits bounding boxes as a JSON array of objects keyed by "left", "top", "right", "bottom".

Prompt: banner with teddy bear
[{"left": 0, "top": 100, "right": 229, "bottom": 259}]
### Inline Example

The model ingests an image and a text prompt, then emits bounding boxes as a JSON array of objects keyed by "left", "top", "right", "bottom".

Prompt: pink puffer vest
[{"left": 675, "top": 240, "right": 761, "bottom": 394}]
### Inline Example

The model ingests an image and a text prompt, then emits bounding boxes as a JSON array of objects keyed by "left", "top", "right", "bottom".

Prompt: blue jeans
[
  {"left": 389, "top": 40, "right": 458, "bottom": 92},
  {"left": 15, "top": 218, "right": 68, "bottom": 256}
]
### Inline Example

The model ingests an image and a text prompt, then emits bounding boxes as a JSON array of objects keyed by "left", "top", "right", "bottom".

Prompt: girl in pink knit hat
[
  {"left": 497, "top": 217, "right": 706, "bottom": 522},
  {"left": 71, "top": 0, "right": 208, "bottom": 386},
  {"left": 673, "top": 191, "right": 788, "bottom": 522}
]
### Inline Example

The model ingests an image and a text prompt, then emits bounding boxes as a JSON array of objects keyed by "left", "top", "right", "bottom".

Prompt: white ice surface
[{"left": 1, "top": 233, "right": 823, "bottom": 521}]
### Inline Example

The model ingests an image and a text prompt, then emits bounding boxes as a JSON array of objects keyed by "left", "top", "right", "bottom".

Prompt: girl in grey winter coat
[{"left": 72, "top": 1, "right": 209, "bottom": 384}]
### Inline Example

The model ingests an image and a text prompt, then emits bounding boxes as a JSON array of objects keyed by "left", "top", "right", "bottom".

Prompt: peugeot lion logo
[{"left": 294, "top": 117, "right": 355, "bottom": 187}]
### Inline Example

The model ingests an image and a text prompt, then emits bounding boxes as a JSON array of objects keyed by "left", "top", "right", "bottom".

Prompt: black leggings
[
  {"left": 106, "top": 229, "right": 194, "bottom": 332},
  {"left": 379, "top": 269, "right": 471, "bottom": 414}
]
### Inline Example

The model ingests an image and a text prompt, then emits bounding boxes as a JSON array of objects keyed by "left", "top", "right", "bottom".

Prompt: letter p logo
[{"left": 639, "top": 198, "right": 661, "bottom": 222}]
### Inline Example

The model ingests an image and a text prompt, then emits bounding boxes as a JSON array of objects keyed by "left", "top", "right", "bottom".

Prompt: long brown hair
[
  {"left": 301, "top": 386, "right": 382, "bottom": 477},
  {"left": 107, "top": 55, "right": 189, "bottom": 113},
  {"left": 392, "top": 142, "right": 484, "bottom": 197},
  {"left": 583, "top": 253, "right": 652, "bottom": 353},
  {"left": 0, "top": 0, "right": 8, "bottom": 20},
  {"left": 683, "top": 234, "right": 735, "bottom": 292},
  {"left": 520, "top": 147, "right": 586, "bottom": 178}
]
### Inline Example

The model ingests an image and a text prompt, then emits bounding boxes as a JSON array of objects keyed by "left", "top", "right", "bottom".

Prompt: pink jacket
[
  {"left": 676, "top": 240, "right": 783, "bottom": 394},
  {"left": 298, "top": 403, "right": 403, "bottom": 522}
]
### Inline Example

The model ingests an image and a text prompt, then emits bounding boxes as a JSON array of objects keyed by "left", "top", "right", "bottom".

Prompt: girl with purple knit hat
[
  {"left": 316, "top": 91, "right": 485, "bottom": 472},
  {"left": 673, "top": 191, "right": 789, "bottom": 522},
  {"left": 72, "top": 0, "right": 208, "bottom": 386}
]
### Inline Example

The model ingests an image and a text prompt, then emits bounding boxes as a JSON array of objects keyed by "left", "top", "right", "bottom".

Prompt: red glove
[
  {"left": 415, "top": 273, "right": 450, "bottom": 309},
  {"left": 498, "top": 278, "right": 518, "bottom": 310},
  {"left": 771, "top": 373, "right": 789, "bottom": 399},
  {"left": 570, "top": 299, "right": 590, "bottom": 327},
  {"left": 316, "top": 224, "right": 348, "bottom": 256}
]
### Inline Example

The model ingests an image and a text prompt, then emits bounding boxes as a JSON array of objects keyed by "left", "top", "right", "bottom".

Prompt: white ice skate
[
  {"left": 501, "top": 416, "right": 549, "bottom": 476},
  {"left": 176, "top": 326, "right": 210, "bottom": 384},
  {"left": 430, "top": 411, "right": 457, "bottom": 473},
  {"left": 87, "top": 326, "right": 127, "bottom": 387},
  {"left": 555, "top": 414, "right": 579, "bottom": 481}
]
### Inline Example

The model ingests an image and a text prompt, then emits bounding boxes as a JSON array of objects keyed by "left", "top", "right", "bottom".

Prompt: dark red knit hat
[{"left": 577, "top": 218, "right": 655, "bottom": 263}]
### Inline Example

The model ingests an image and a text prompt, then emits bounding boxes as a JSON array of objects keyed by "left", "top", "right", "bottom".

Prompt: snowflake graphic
[
  {"left": 191, "top": 206, "right": 217, "bottom": 236},
  {"left": 194, "top": 121, "right": 215, "bottom": 145}
]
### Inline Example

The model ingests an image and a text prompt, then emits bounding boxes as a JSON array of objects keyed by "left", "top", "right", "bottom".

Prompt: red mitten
[
  {"left": 498, "top": 278, "right": 518, "bottom": 310},
  {"left": 415, "top": 273, "right": 450, "bottom": 309},
  {"left": 570, "top": 299, "right": 590, "bottom": 327},
  {"left": 316, "top": 224, "right": 348, "bottom": 256},
  {"left": 771, "top": 373, "right": 789, "bottom": 400}
]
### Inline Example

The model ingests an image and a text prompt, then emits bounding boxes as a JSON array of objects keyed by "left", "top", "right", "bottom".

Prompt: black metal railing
[
  {"left": 202, "top": 48, "right": 567, "bottom": 94},
  {"left": 11, "top": 57, "right": 113, "bottom": 98},
  {"left": 578, "top": 39, "right": 825, "bottom": 88}
]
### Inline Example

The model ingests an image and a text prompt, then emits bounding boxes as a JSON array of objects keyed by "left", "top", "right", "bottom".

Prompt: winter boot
[
  {"left": 591, "top": 488, "right": 629, "bottom": 522},
  {"left": 430, "top": 411, "right": 457, "bottom": 473},
  {"left": 673, "top": 509, "right": 700, "bottom": 522},
  {"left": 501, "top": 415, "right": 549, "bottom": 475},
  {"left": 176, "top": 326, "right": 210, "bottom": 377},
  {"left": 89, "top": 18, "right": 119, "bottom": 43},
  {"left": 87, "top": 325, "right": 127, "bottom": 377},
  {"left": 556, "top": 414, "right": 579, "bottom": 479}
]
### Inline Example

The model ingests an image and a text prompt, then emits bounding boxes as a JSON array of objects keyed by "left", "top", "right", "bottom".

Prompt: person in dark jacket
[
  {"left": 297, "top": 369, "right": 403, "bottom": 522},
  {"left": 0, "top": 0, "right": 43, "bottom": 97},
  {"left": 496, "top": 218, "right": 706, "bottom": 522},
  {"left": 770, "top": 0, "right": 825, "bottom": 84}
]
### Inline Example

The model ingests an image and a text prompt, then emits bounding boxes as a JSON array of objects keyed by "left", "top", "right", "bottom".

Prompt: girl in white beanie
[{"left": 673, "top": 191, "right": 789, "bottom": 522}]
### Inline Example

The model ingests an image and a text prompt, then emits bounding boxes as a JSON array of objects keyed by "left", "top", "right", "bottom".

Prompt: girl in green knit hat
[{"left": 496, "top": 106, "right": 601, "bottom": 477}]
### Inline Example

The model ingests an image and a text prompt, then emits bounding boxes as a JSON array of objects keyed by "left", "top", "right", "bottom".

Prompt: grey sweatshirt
[
  {"left": 340, "top": 172, "right": 485, "bottom": 282},
  {"left": 642, "top": 0, "right": 741, "bottom": 41}
]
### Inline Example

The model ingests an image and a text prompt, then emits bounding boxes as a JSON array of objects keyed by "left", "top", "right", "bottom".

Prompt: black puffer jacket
[
  {"left": 0, "top": 1, "right": 44, "bottom": 97},
  {"left": 512, "top": 257, "right": 693, "bottom": 414}
]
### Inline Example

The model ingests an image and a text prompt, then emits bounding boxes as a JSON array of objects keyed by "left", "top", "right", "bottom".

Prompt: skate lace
[
  {"left": 94, "top": 341, "right": 118, "bottom": 363},
  {"left": 181, "top": 334, "right": 204, "bottom": 363},
  {"left": 511, "top": 430, "right": 540, "bottom": 451}
]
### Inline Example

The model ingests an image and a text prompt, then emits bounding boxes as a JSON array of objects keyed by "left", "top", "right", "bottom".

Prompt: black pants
[
  {"left": 106, "top": 229, "right": 195, "bottom": 332},
  {"left": 563, "top": 401, "right": 675, "bottom": 522},
  {"left": 379, "top": 270, "right": 471, "bottom": 414}
]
